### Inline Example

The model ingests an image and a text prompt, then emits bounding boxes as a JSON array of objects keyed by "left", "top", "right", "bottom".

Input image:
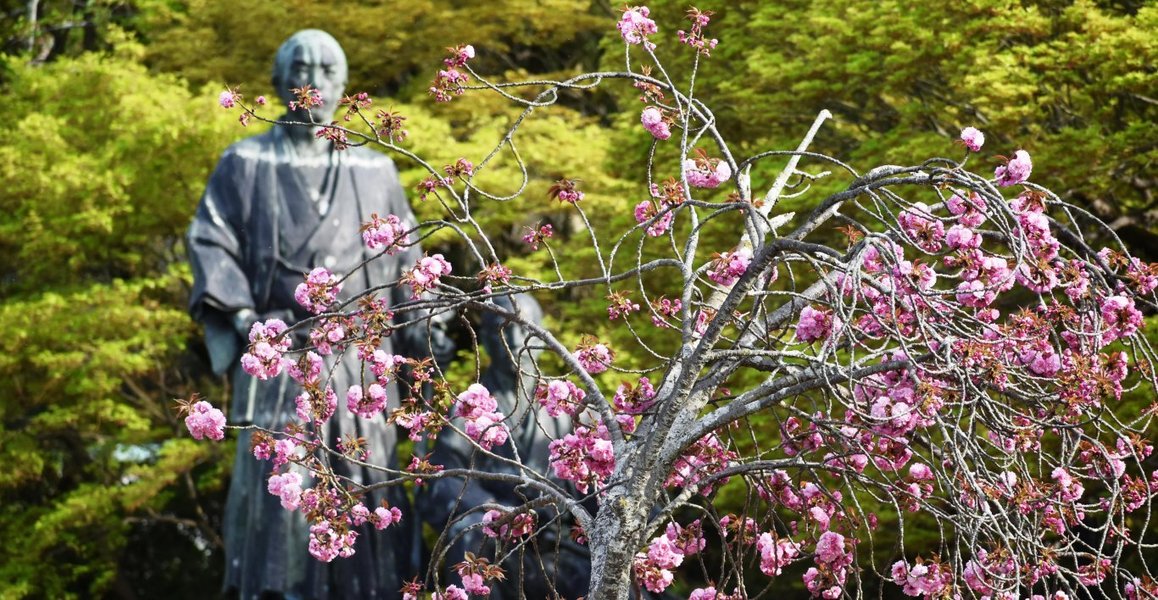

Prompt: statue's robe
[{"left": 188, "top": 126, "right": 430, "bottom": 600}]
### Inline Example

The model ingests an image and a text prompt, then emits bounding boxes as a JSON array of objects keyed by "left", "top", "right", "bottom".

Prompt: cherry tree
[{"left": 188, "top": 6, "right": 1158, "bottom": 599}]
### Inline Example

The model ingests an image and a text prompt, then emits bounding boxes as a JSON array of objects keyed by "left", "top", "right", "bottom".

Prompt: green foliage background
[{"left": 0, "top": 0, "right": 1153, "bottom": 597}]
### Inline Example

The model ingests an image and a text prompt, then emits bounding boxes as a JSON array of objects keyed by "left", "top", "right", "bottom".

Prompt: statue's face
[{"left": 276, "top": 41, "right": 346, "bottom": 124}]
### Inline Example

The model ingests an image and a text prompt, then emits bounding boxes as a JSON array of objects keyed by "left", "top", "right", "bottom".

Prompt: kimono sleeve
[{"left": 187, "top": 150, "right": 257, "bottom": 374}]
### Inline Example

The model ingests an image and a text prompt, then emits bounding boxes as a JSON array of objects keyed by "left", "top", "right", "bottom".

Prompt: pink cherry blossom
[
  {"left": 634, "top": 200, "right": 674, "bottom": 237},
  {"left": 548, "top": 422, "right": 615, "bottom": 493},
  {"left": 287, "top": 351, "right": 323, "bottom": 386},
  {"left": 184, "top": 400, "right": 226, "bottom": 441},
  {"left": 995, "top": 149, "right": 1033, "bottom": 186},
  {"left": 960, "top": 126, "right": 985, "bottom": 151},
  {"left": 294, "top": 386, "right": 337, "bottom": 423},
  {"left": 482, "top": 509, "right": 535, "bottom": 540},
  {"left": 897, "top": 202, "right": 944, "bottom": 253},
  {"left": 456, "top": 383, "right": 509, "bottom": 451},
  {"left": 362, "top": 213, "right": 410, "bottom": 253},
  {"left": 267, "top": 471, "right": 304, "bottom": 511},
  {"left": 707, "top": 247, "right": 753, "bottom": 286},
  {"left": 522, "top": 223, "right": 554, "bottom": 249},
  {"left": 535, "top": 379, "right": 586, "bottom": 417},
  {"left": 218, "top": 90, "right": 236, "bottom": 109},
  {"left": 683, "top": 156, "right": 732, "bottom": 188},
  {"left": 575, "top": 340, "right": 614, "bottom": 373},
  {"left": 756, "top": 532, "right": 801, "bottom": 576},
  {"left": 346, "top": 383, "right": 389, "bottom": 419},
  {"left": 432, "top": 586, "right": 468, "bottom": 600},
  {"left": 666, "top": 433, "right": 736, "bottom": 495},
  {"left": 459, "top": 572, "right": 489, "bottom": 596},
  {"left": 677, "top": 8, "right": 718, "bottom": 55},
  {"left": 891, "top": 558, "right": 951, "bottom": 597},
  {"left": 796, "top": 305, "right": 841, "bottom": 343},
  {"left": 294, "top": 267, "right": 342, "bottom": 314},
  {"left": 613, "top": 377, "right": 656, "bottom": 415},
  {"left": 945, "top": 224, "right": 981, "bottom": 250},
  {"left": 640, "top": 106, "right": 671, "bottom": 140},
  {"left": 946, "top": 191, "right": 989, "bottom": 227},
  {"left": 241, "top": 318, "right": 292, "bottom": 380},
  {"left": 308, "top": 520, "right": 357, "bottom": 562},
  {"left": 618, "top": 6, "right": 658, "bottom": 49},
  {"left": 403, "top": 253, "right": 452, "bottom": 297},
  {"left": 1100, "top": 294, "right": 1143, "bottom": 342}
]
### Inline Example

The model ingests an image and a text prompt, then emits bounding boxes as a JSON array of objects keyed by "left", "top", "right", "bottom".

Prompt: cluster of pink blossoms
[
  {"left": 946, "top": 191, "right": 989, "bottom": 227},
  {"left": 688, "top": 587, "right": 742, "bottom": 600},
  {"left": 633, "top": 521, "right": 707, "bottom": 593},
  {"left": 795, "top": 305, "right": 842, "bottom": 343},
  {"left": 757, "top": 470, "right": 851, "bottom": 532},
  {"left": 547, "top": 422, "right": 615, "bottom": 493},
  {"left": 455, "top": 383, "right": 509, "bottom": 451},
  {"left": 548, "top": 178, "right": 584, "bottom": 204},
  {"left": 665, "top": 433, "right": 736, "bottom": 495},
  {"left": 640, "top": 106, "right": 671, "bottom": 140},
  {"left": 683, "top": 154, "right": 732, "bottom": 188},
  {"left": 574, "top": 339, "right": 614, "bottom": 373},
  {"left": 361, "top": 213, "right": 409, "bottom": 254},
  {"left": 288, "top": 85, "right": 324, "bottom": 113},
  {"left": 995, "top": 149, "right": 1033, "bottom": 186},
  {"left": 612, "top": 376, "right": 656, "bottom": 415},
  {"left": 351, "top": 503, "right": 402, "bottom": 530},
  {"left": 617, "top": 6, "right": 658, "bottom": 50},
  {"left": 402, "top": 253, "right": 452, "bottom": 298},
  {"left": 891, "top": 557, "right": 953, "bottom": 598},
  {"left": 897, "top": 202, "right": 945, "bottom": 253},
  {"left": 308, "top": 315, "right": 349, "bottom": 355},
  {"left": 429, "top": 585, "right": 467, "bottom": 600},
  {"left": 268, "top": 471, "right": 305, "bottom": 510},
  {"left": 429, "top": 44, "right": 475, "bottom": 102},
  {"left": 756, "top": 532, "right": 801, "bottom": 576},
  {"left": 521, "top": 223, "right": 553, "bottom": 249},
  {"left": 804, "top": 531, "right": 854, "bottom": 598},
  {"left": 308, "top": 520, "right": 357, "bottom": 562},
  {"left": 294, "top": 385, "right": 337, "bottom": 424},
  {"left": 677, "top": 8, "right": 718, "bottom": 55},
  {"left": 650, "top": 296, "right": 682, "bottom": 327},
  {"left": 707, "top": 247, "right": 753, "bottom": 286},
  {"left": 481, "top": 509, "right": 535, "bottom": 540},
  {"left": 607, "top": 291, "right": 641, "bottom": 320},
  {"left": 534, "top": 379, "right": 586, "bottom": 417},
  {"left": 959, "top": 126, "right": 985, "bottom": 151},
  {"left": 241, "top": 318, "right": 292, "bottom": 380},
  {"left": 184, "top": 400, "right": 226, "bottom": 441},
  {"left": 269, "top": 470, "right": 403, "bottom": 563},
  {"left": 345, "top": 383, "right": 389, "bottom": 419},
  {"left": 294, "top": 267, "right": 342, "bottom": 314},
  {"left": 634, "top": 198, "right": 675, "bottom": 237}
]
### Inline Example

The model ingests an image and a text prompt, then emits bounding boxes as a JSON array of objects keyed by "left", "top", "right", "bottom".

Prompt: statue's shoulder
[
  {"left": 344, "top": 145, "right": 398, "bottom": 172},
  {"left": 219, "top": 131, "right": 279, "bottom": 165}
]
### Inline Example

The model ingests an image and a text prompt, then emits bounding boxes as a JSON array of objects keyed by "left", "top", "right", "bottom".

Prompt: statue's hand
[{"left": 231, "top": 308, "right": 259, "bottom": 338}]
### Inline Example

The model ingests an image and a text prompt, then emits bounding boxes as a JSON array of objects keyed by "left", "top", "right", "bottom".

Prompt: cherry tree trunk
[{"left": 586, "top": 486, "right": 650, "bottom": 600}]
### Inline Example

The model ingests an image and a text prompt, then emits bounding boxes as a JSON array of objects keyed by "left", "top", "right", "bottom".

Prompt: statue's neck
[{"left": 278, "top": 120, "right": 332, "bottom": 159}]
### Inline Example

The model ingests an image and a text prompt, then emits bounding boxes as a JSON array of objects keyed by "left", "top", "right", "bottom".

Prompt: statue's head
[{"left": 272, "top": 30, "right": 348, "bottom": 125}]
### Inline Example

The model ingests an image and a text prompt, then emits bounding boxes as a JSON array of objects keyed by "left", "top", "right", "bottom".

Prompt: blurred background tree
[{"left": 0, "top": 0, "right": 1153, "bottom": 597}]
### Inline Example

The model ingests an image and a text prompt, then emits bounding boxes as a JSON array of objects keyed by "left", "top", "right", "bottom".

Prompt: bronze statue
[{"left": 187, "top": 30, "right": 442, "bottom": 600}]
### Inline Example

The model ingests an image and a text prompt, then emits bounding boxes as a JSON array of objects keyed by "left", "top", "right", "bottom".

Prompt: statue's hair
[{"left": 271, "top": 29, "right": 348, "bottom": 88}]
